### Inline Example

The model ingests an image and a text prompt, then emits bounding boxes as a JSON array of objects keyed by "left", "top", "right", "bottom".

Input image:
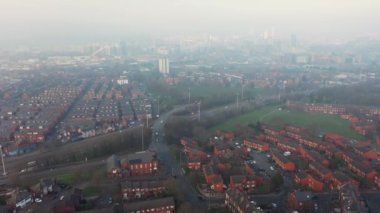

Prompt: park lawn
[
  {"left": 56, "top": 174, "right": 75, "bottom": 185},
  {"left": 83, "top": 185, "right": 102, "bottom": 197},
  {"left": 210, "top": 106, "right": 279, "bottom": 132},
  {"left": 55, "top": 169, "right": 100, "bottom": 186},
  {"left": 211, "top": 106, "right": 365, "bottom": 141}
]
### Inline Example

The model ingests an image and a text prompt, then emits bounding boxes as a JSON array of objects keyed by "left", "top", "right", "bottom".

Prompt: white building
[
  {"left": 158, "top": 58, "right": 170, "bottom": 74},
  {"left": 117, "top": 75, "right": 129, "bottom": 85}
]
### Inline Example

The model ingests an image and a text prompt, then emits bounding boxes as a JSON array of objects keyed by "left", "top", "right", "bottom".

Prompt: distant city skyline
[{"left": 0, "top": 0, "right": 379, "bottom": 47}]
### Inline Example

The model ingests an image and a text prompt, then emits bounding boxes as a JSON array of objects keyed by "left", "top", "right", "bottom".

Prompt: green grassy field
[
  {"left": 56, "top": 174, "right": 76, "bottom": 185},
  {"left": 211, "top": 106, "right": 365, "bottom": 140},
  {"left": 83, "top": 185, "right": 102, "bottom": 197}
]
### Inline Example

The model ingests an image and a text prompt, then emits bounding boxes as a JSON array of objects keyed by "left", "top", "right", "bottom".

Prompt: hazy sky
[{"left": 0, "top": 0, "right": 379, "bottom": 46}]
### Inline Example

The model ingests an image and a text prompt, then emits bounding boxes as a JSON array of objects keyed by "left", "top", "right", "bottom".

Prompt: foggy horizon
[{"left": 1, "top": 0, "right": 379, "bottom": 47}]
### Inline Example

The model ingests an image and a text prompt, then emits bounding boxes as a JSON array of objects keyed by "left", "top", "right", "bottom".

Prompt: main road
[{"left": 148, "top": 104, "right": 206, "bottom": 209}]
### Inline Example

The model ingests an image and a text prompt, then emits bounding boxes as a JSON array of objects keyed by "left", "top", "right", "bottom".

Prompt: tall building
[
  {"left": 119, "top": 41, "right": 127, "bottom": 56},
  {"left": 158, "top": 58, "right": 170, "bottom": 74}
]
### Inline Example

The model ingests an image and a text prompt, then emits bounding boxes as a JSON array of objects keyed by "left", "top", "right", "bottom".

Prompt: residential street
[{"left": 148, "top": 104, "right": 207, "bottom": 210}]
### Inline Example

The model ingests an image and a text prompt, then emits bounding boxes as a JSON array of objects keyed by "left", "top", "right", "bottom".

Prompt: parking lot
[{"left": 248, "top": 150, "right": 276, "bottom": 177}]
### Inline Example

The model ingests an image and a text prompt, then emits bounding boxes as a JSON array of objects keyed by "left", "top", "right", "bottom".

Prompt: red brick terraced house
[
  {"left": 304, "top": 103, "right": 346, "bottom": 114},
  {"left": 211, "top": 175, "right": 224, "bottom": 193},
  {"left": 352, "top": 122, "right": 376, "bottom": 136},
  {"left": 331, "top": 172, "right": 358, "bottom": 190},
  {"left": 315, "top": 141, "right": 330, "bottom": 152},
  {"left": 277, "top": 141, "right": 300, "bottom": 154},
  {"left": 272, "top": 151, "right": 296, "bottom": 172},
  {"left": 299, "top": 147, "right": 330, "bottom": 167},
  {"left": 210, "top": 157, "right": 227, "bottom": 173},
  {"left": 324, "top": 133, "right": 345, "bottom": 147},
  {"left": 122, "top": 151, "right": 159, "bottom": 176},
  {"left": 223, "top": 131, "right": 235, "bottom": 140},
  {"left": 185, "top": 148, "right": 208, "bottom": 161},
  {"left": 298, "top": 136, "right": 323, "bottom": 150},
  {"left": 365, "top": 108, "right": 380, "bottom": 116},
  {"left": 225, "top": 188, "right": 264, "bottom": 213},
  {"left": 180, "top": 137, "right": 197, "bottom": 147},
  {"left": 284, "top": 131, "right": 303, "bottom": 140},
  {"left": 340, "top": 114, "right": 360, "bottom": 123},
  {"left": 261, "top": 134, "right": 282, "bottom": 144},
  {"left": 243, "top": 139, "right": 269, "bottom": 152},
  {"left": 244, "top": 176, "right": 258, "bottom": 189},
  {"left": 309, "top": 162, "right": 332, "bottom": 181},
  {"left": 261, "top": 124, "right": 281, "bottom": 136},
  {"left": 121, "top": 180, "right": 166, "bottom": 200},
  {"left": 341, "top": 151, "right": 361, "bottom": 164},
  {"left": 354, "top": 146, "right": 378, "bottom": 160},
  {"left": 347, "top": 161, "right": 377, "bottom": 180},
  {"left": 284, "top": 125, "right": 305, "bottom": 134},
  {"left": 187, "top": 157, "right": 201, "bottom": 170},
  {"left": 294, "top": 172, "right": 324, "bottom": 192},
  {"left": 373, "top": 175, "right": 380, "bottom": 188},
  {"left": 294, "top": 172, "right": 309, "bottom": 186},
  {"left": 324, "top": 145, "right": 342, "bottom": 158},
  {"left": 213, "top": 143, "right": 231, "bottom": 157},
  {"left": 307, "top": 174, "right": 324, "bottom": 192},
  {"left": 376, "top": 136, "right": 380, "bottom": 146},
  {"left": 123, "top": 197, "right": 175, "bottom": 213},
  {"left": 203, "top": 165, "right": 216, "bottom": 185}
]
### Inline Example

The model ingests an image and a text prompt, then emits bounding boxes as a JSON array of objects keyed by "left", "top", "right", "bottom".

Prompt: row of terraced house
[
  {"left": 106, "top": 151, "right": 175, "bottom": 213},
  {"left": 260, "top": 123, "right": 380, "bottom": 194},
  {"left": 0, "top": 81, "right": 86, "bottom": 156}
]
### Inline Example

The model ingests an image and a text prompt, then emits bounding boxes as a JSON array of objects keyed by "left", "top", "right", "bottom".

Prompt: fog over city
[
  {"left": 1, "top": 0, "right": 379, "bottom": 46},
  {"left": 1, "top": 1, "right": 380, "bottom": 213}
]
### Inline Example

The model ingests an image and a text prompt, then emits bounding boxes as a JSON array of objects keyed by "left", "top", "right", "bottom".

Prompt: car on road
[
  {"left": 35, "top": 198, "right": 42, "bottom": 203},
  {"left": 108, "top": 197, "right": 113, "bottom": 204},
  {"left": 250, "top": 201, "right": 257, "bottom": 205},
  {"left": 60, "top": 195, "right": 65, "bottom": 200}
]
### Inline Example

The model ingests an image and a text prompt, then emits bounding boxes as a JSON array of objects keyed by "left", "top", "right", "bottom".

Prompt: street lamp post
[
  {"left": 141, "top": 125, "right": 144, "bottom": 151},
  {"left": 157, "top": 97, "right": 160, "bottom": 117},
  {"left": 146, "top": 110, "right": 149, "bottom": 127},
  {"left": 198, "top": 101, "right": 201, "bottom": 122},
  {"left": 0, "top": 146, "right": 6, "bottom": 176},
  {"left": 236, "top": 93, "right": 239, "bottom": 108},
  {"left": 120, "top": 129, "right": 123, "bottom": 144}
]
